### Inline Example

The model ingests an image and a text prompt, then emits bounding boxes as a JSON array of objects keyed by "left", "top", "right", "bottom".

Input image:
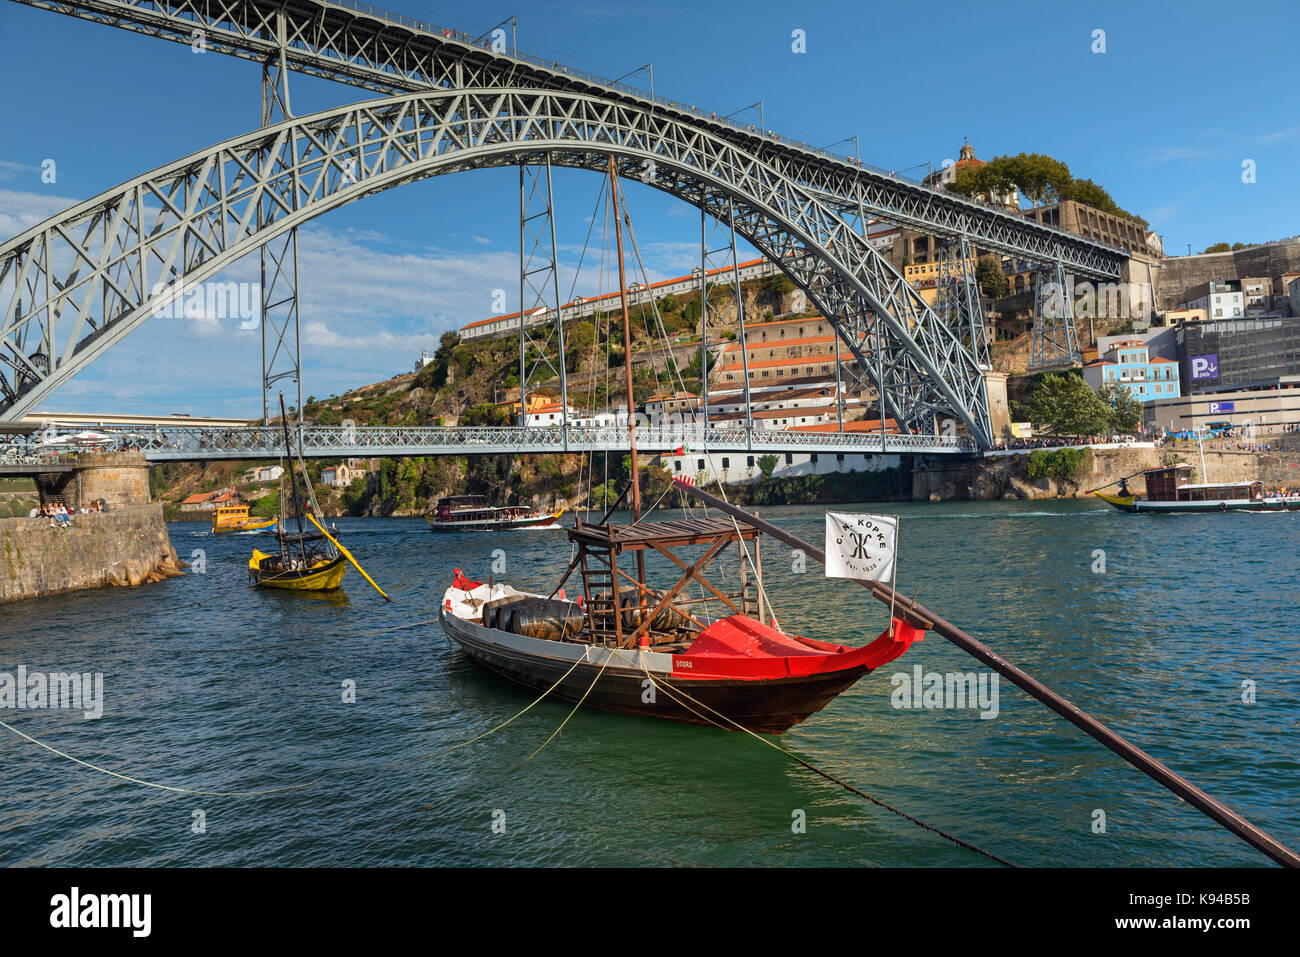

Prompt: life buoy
[{"left": 1218, "top": 502, "right": 1227, "bottom": 511}]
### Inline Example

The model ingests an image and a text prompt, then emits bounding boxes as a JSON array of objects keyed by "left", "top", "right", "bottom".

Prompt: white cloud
[{"left": 0, "top": 186, "right": 83, "bottom": 238}]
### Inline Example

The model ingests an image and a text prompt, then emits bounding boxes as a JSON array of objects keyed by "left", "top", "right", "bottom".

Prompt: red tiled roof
[{"left": 791, "top": 418, "right": 898, "bottom": 433}]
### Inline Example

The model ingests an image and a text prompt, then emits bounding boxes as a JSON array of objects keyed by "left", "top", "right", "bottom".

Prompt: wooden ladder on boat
[{"left": 578, "top": 558, "right": 620, "bottom": 645}]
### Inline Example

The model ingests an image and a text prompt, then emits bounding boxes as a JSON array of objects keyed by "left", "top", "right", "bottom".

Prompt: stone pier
[{"left": 0, "top": 452, "right": 183, "bottom": 605}]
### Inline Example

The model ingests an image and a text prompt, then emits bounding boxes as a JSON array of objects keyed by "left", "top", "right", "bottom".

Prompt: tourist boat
[
  {"left": 1094, "top": 464, "right": 1300, "bottom": 513},
  {"left": 211, "top": 504, "right": 278, "bottom": 533},
  {"left": 425, "top": 495, "right": 564, "bottom": 532},
  {"left": 437, "top": 156, "right": 922, "bottom": 734}
]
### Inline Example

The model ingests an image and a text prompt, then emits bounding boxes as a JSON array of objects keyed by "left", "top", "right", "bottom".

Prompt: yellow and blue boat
[{"left": 211, "top": 504, "right": 278, "bottom": 534}]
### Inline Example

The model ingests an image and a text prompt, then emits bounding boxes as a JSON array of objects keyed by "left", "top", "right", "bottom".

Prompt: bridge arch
[{"left": 0, "top": 87, "right": 992, "bottom": 443}]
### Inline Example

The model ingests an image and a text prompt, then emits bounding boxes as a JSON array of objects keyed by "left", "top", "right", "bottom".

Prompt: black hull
[{"left": 450, "top": 622, "right": 869, "bottom": 734}]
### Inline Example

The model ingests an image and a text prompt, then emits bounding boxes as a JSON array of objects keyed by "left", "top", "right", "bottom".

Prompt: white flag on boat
[{"left": 825, "top": 512, "right": 898, "bottom": 582}]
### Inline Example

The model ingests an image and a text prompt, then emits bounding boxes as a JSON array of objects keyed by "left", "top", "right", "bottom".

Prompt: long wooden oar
[
  {"left": 306, "top": 513, "right": 393, "bottom": 602},
  {"left": 671, "top": 477, "right": 1300, "bottom": 868}
]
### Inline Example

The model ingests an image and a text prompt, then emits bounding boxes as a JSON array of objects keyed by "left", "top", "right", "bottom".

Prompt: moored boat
[
  {"left": 440, "top": 522, "right": 923, "bottom": 733},
  {"left": 248, "top": 394, "right": 392, "bottom": 601}
]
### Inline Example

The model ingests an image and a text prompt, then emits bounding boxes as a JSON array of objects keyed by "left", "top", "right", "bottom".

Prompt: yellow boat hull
[
  {"left": 249, "top": 551, "right": 347, "bottom": 591},
  {"left": 214, "top": 516, "right": 278, "bottom": 534}
]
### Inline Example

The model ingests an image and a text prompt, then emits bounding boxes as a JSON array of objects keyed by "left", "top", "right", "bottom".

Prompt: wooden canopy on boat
[
  {"left": 560, "top": 514, "right": 767, "bottom": 650},
  {"left": 568, "top": 516, "right": 758, "bottom": 552}
]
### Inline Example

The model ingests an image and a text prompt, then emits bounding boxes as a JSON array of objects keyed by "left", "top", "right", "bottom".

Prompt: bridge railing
[{"left": 84, "top": 424, "right": 976, "bottom": 457}]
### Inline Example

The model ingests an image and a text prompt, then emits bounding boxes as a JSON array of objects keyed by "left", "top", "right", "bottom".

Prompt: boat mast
[
  {"left": 277, "top": 392, "right": 309, "bottom": 566},
  {"left": 608, "top": 156, "right": 641, "bottom": 524},
  {"left": 608, "top": 156, "right": 649, "bottom": 644}
]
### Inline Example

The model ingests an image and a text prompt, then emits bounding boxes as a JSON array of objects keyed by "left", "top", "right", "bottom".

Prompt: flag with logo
[{"left": 825, "top": 512, "right": 898, "bottom": 582}]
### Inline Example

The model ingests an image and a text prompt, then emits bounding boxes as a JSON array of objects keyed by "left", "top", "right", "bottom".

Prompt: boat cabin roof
[
  {"left": 1179, "top": 481, "right": 1258, "bottom": 490},
  {"left": 437, "top": 495, "right": 490, "bottom": 507},
  {"left": 569, "top": 516, "right": 759, "bottom": 552}
]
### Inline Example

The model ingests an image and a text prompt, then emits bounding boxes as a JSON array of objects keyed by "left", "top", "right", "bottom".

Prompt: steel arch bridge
[
  {"left": 2, "top": 86, "right": 992, "bottom": 438},
  {"left": 1, "top": 0, "right": 1128, "bottom": 449}
]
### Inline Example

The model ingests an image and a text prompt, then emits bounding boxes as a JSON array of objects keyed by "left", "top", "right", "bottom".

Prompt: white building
[
  {"left": 1181, "top": 282, "right": 1244, "bottom": 320},
  {"left": 322, "top": 462, "right": 368, "bottom": 488},
  {"left": 243, "top": 464, "right": 284, "bottom": 484},
  {"left": 660, "top": 448, "right": 901, "bottom": 486},
  {"left": 524, "top": 402, "right": 580, "bottom": 426},
  {"left": 415, "top": 351, "right": 435, "bottom": 373}
]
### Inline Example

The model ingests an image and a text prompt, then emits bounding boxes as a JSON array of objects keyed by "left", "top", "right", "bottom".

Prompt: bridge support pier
[{"left": 518, "top": 159, "right": 568, "bottom": 441}]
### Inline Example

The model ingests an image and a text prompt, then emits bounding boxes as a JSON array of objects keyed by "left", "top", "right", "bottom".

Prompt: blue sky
[{"left": 1, "top": 0, "right": 1297, "bottom": 416}]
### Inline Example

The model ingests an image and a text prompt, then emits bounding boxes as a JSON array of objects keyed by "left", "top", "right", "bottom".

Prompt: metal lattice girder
[
  {"left": 43, "top": 423, "right": 976, "bottom": 461},
  {"left": 1030, "top": 263, "right": 1082, "bottom": 370},
  {"left": 936, "top": 237, "right": 989, "bottom": 370},
  {"left": 517, "top": 159, "right": 567, "bottom": 433},
  {"left": 0, "top": 87, "right": 995, "bottom": 443},
  {"left": 13, "top": 0, "right": 1126, "bottom": 280}
]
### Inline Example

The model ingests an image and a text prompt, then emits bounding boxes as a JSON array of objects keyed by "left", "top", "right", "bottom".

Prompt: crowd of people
[
  {"left": 987, "top": 435, "right": 1141, "bottom": 452},
  {"left": 31, "top": 498, "right": 108, "bottom": 527}
]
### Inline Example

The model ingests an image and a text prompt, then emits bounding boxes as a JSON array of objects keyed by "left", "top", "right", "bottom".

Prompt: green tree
[
  {"left": 975, "top": 255, "right": 1009, "bottom": 299},
  {"left": 756, "top": 454, "right": 778, "bottom": 478},
  {"left": 1026, "top": 372, "right": 1113, "bottom": 436},
  {"left": 1203, "top": 242, "right": 1231, "bottom": 254},
  {"left": 463, "top": 402, "right": 509, "bottom": 426},
  {"left": 1098, "top": 383, "right": 1143, "bottom": 433}
]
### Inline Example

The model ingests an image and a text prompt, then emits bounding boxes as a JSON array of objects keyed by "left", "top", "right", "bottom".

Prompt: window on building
[
  {"left": 836, "top": 453, "right": 845, "bottom": 461},
  {"left": 746, "top": 455, "right": 754, "bottom": 467},
  {"left": 810, "top": 454, "right": 818, "bottom": 463},
  {"left": 784, "top": 453, "right": 793, "bottom": 464},
  {"left": 697, "top": 459, "right": 705, "bottom": 470},
  {"left": 721, "top": 458, "right": 729, "bottom": 469},
  {"left": 674, "top": 460, "right": 681, "bottom": 472}
]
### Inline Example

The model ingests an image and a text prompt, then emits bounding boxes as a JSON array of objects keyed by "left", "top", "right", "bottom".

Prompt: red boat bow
[{"left": 672, "top": 615, "right": 923, "bottom": 680}]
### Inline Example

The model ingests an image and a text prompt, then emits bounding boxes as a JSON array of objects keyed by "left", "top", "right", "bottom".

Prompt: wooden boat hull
[
  {"left": 440, "top": 594, "right": 916, "bottom": 734},
  {"left": 426, "top": 509, "right": 564, "bottom": 532},
  {"left": 1094, "top": 491, "right": 1300, "bottom": 513},
  {"left": 249, "top": 552, "right": 347, "bottom": 591}
]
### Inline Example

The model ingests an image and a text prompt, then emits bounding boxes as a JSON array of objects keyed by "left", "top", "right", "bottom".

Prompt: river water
[{"left": 2, "top": 500, "right": 1296, "bottom": 867}]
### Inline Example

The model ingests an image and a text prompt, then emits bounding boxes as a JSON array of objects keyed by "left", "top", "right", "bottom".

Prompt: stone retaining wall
[{"left": 0, "top": 504, "right": 183, "bottom": 605}]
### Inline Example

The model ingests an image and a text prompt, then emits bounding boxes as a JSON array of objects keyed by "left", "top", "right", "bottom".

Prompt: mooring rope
[
  {"left": 393, "top": 650, "right": 589, "bottom": 766},
  {"left": 510, "top": 647, "right": 617, "bottom": 770},
  {"left": 0, "top": 717, "right": 314, "bottom": 797},
  {"left": 608, "top": 649, "right": 1015, "bottom": 867}
]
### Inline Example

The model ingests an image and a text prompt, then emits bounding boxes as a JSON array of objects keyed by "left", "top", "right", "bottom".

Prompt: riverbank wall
[
  {"left": 912, "top": 444, "right": 1300, "bottom": 502},
  {"left": 0, "top": 504, "right": 184, "bottom": 605}
]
